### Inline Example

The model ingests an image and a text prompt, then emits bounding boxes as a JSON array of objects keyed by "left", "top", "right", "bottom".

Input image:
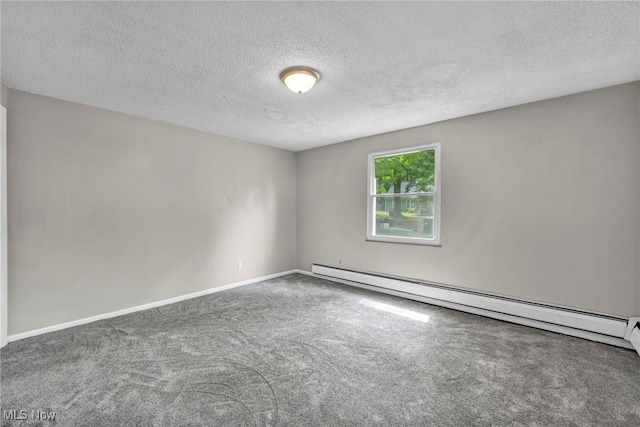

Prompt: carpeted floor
[{"left": 1, "top": 273, "right": 639, "bottom": 426}]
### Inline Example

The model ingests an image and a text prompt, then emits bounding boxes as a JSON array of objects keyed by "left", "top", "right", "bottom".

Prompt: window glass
[{"left": 368, "top": 144, "right": 440, "bottom": 245}]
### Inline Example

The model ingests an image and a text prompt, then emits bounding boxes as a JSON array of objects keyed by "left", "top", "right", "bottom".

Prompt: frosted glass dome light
[{"left": 280, "top": 66, "right": 320, "bottom": 94}]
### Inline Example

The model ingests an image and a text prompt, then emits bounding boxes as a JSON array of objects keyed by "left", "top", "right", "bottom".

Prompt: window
[{"left": 367, "top": 143, "right": 441, "bottom": 245}]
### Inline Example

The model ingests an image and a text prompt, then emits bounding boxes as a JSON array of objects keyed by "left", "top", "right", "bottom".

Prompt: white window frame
[{"left": 367, "top": 143, "right": 441, "bottom": 246}]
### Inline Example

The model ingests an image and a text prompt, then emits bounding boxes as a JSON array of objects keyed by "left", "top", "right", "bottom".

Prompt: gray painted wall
[
  {"left": 6, "top": 82, "right": 640, "bottom": 334},
  {"left": 7, "top": 89, "right": 297, "bottom": 334},
  {"left": 297, "top": 82, "right": 640, "bottom": 317}
]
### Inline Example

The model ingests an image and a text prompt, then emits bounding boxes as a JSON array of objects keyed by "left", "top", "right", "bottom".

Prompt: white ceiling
[{"left": 2, "top": 1, "right": 639, "bottom": 152}]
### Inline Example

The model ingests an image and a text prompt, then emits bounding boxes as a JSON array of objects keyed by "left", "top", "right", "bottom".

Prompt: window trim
[{"left": 366, "top": 143, "right": 441, "bottom": 246}]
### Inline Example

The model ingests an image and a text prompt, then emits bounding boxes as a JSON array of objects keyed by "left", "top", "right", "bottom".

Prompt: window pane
[
  {"left": 374, "top": 149, "right": 436, "bottom": 195},
  {"left": 374, "top": 195, "right": 435, "bottom": 239}
]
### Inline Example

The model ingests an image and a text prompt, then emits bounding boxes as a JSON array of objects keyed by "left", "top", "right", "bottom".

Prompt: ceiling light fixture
[{"left": 280, "top": 66, "right": 320, "bottom": 94}]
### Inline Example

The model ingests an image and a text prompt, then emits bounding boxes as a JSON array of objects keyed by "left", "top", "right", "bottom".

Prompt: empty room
[{"left": 1, "top": 1, "right": 639, "bottom": 426}]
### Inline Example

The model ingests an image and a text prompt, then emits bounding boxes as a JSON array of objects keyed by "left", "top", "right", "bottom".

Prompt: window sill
[{"left": 366, "top": 237, "right": 442, "bottom": 247}]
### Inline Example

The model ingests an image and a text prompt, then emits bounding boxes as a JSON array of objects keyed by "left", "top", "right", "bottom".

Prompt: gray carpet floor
[{"left": 1, "top": 273, "right": 639, "bottom": 426}]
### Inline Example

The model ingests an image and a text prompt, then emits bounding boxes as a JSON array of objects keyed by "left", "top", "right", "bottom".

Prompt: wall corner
[{"left": 1, "top": 84, "right": 7, "bottom": 108}]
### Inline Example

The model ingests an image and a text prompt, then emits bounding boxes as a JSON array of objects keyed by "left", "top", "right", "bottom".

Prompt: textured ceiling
[{"left": 2, "top": 1, "right": 639, "bottom": 151}]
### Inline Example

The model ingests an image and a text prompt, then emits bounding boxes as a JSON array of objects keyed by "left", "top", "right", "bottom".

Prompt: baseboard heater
[{"left": 311, "top": 264, "right": 639, "bottom": 352}]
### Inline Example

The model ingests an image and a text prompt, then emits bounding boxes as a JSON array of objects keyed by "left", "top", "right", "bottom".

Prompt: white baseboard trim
[
  {"left": 293, "top": 269, "right": 315, "bottom": 277},
  {"left": 7, "top": 269, "right": 298, "bottom": 343},
  {"left": 310, "top": 264, "right": 636, "bottom": 350}
]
